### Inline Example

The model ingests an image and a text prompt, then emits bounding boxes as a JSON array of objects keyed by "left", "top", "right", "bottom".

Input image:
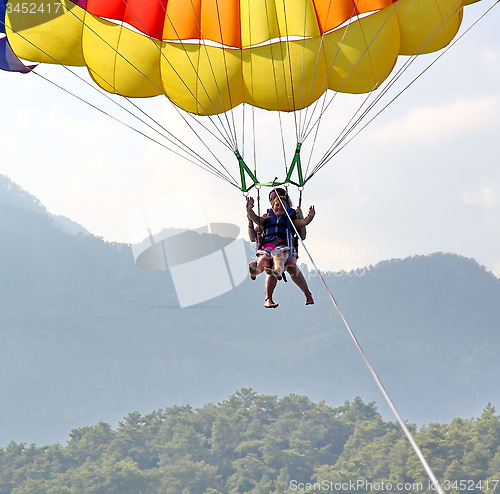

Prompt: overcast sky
[{"left": 1, "top": 1, "right": 499, "bottom": 276}]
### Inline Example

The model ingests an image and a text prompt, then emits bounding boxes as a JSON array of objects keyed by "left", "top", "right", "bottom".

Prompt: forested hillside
[
  {"left": 1, "top": 175, "right": 499, "bottom": 447},
  {"left": 1, "top": 390, "right": 499, "bottom": 494}
]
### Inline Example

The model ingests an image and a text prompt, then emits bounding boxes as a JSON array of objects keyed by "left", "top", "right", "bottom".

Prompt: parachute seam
[
  {"left": 309, "top": 9, "right": 394, "bottom": 168},
  {"left": 300, "top": 0, "right": 364, "bottom": 134},
  {"left": 68, "top": 0, "right": 383, "bottom": 48},
  {"left": 298, "top": 0, "right": 340, "bottom": 140},
  {"left": 113, "top": 21, "right": 124, "bottom": 95},
  {"left": 186, "top": 0, "right": 241, "bottom": 149},
  {"left": 294, "top": 0, "right": 307, "bottom": 140}
]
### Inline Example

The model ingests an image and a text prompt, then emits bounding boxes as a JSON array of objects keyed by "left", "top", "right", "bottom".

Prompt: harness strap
[
  {"left": 256, "top": 188, "right": 262, "bottom": 253},
  {"left": 236, "top": 144, "right": 305, "bottom": 191},
  {"left": 265, "top": 199, "right": 295, "bottom": 268}
]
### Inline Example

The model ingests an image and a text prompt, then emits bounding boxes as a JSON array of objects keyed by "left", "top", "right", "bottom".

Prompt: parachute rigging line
[
  {"left": 297, "top": 2, "right": 367, "bottom": 179},
  {"left": 53, "top": 0, "right": 241, "bottom": 160},
  {"left": 295, "top": 0, "right": 361, "bottom": 146},
  {"left": 46, "top": 1, "right": 385, "bottom": 188},
  {"left": 280, "top": 0, "right": 300, "bottom": 145},
  {"left": 24, "top": 1, "right": 243, "bottom": 186},
  {"left": 139, "top": 0, "right": 241, "bottom": 150},
  {"left": 3, "top": 2, "right": 240, "bottom": 185},
  {"left": 211, "top": 0, "right": 240, "bottom": 147},
  {"left": 259, "top": 0, "right": 402, "bottom": 182},
  {"left": 3, "top": 14, "right": 229, "bottom": 177},
  {"left": 112, "top": 0, "right": 309, "bottom": 188},
  {"left": 166, "top": 0, "right": 239, "bottom": 149},
  {"left": 268, "top": 0, "right": 296, "bottom": 167},
  {"left": 300, "top": 2, "right": 397, "bottom": 144},
  {"left": 308, "top": 0, "right": 464, "bottom": 177},
  {"left": 32, "top": 69, "right": 237, "bottom": 186},
  {"left": 304, "top": 0, "right": 499, "bottom": 182},
  {"left": 65, "top": 0, "right": 241, "bottom": 154},
  {"left": 5, "top": 0, "right": 494, "bottom": 191},
  {"left": 239, "top": 103, "right": 259, "bottom": 184},
  {"left": 236, "top": 0, "right": 298, "bottom": 190},
  {"left": 99, "top": 19, "right": 234, "bottom": 150},
  {"left": 287, "top": 0, "right": 464, "bottom": 182},
  {"left": 273, "top": 190, "right": 447, "bottom": 494},
  {"left": 297, "top": 3, "right": 403, "bottom": 179},
  {"left": 248, "top": 105, "right": 259, "bottom": 187}
]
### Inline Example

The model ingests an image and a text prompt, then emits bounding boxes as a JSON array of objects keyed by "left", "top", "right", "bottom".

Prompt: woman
[{"left": 247, "top": 188, "right": 315, "bottom": 308}]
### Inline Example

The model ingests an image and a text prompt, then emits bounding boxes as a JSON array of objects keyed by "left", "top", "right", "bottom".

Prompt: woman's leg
[
  {"left": 270, "top": 248, "right": 290, "bottom": 281},
  {"left": 286, "top": 260, "right": 314, "bottom": 305},
  {"left": 264, "top": 274, "right": 278, "bottom": 308},
  {"left": 249, "top": 254, "right": 271, "bottom": 280}
]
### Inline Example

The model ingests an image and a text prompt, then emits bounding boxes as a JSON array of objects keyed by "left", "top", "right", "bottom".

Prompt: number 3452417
[{"left": 6, "top": 3, "right": 63, "bottom": 14}]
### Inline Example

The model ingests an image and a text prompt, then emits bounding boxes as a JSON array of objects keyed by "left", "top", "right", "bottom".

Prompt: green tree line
[{"left": 0, "top": 389, "right": 499, "bottom": 494}]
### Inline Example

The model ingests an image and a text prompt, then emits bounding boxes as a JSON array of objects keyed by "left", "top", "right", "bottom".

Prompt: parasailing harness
[{"left": 258, "top": 201, "right": 295, "bottom": 264}]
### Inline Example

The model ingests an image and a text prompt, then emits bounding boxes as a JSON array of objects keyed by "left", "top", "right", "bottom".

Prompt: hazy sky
[{"left": 1, "top": 1, "right": 499, "bottom": 275}]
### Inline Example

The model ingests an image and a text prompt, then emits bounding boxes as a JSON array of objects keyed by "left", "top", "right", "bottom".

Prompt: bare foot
[
  {"left": 249, "top": 261, "right": 258, "bottom": 280},
  {"left": 305, "top": 293, "right": 314, "bottom": 305},
  {"left": 264, "top": 298, "right": 279, "bottom": 309}
]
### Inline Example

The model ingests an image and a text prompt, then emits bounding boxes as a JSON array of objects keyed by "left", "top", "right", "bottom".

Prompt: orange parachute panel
[{"left": 71, "top": 0, "right": 396, "bottom": 47}]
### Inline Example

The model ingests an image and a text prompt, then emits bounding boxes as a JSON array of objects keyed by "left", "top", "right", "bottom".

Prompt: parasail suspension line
[
  {"left": 236, "top": 151, "right": 260, "bottom": 193},
  {"left": 284, "top": 144, "right": 305, "bottom": 188},
  {"left": 304, "top": 0, "right": 500, "bottom": 182},
  {"left": 298, "top": 187, "right": 304, "bottom": 209},
  {"left": 236, "top": 144, "right": 306, "bottom": 192}
]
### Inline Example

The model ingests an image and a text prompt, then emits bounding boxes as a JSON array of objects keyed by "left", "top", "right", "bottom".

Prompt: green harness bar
[{"left": 236, "top": 144, "right": 305, "bottom": 192}]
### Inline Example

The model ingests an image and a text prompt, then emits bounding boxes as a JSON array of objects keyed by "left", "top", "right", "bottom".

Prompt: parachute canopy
[
  {"left": 1, "top": 0, "right": 486, "bottom": 191},
  {"left": 3, "top": 0, "right": 481, "bottom": 115}
]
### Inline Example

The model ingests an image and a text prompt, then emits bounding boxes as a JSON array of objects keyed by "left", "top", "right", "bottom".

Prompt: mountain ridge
[
  {"left": 0, "top": 175, "right": 498, "bottom": 446},
  {"left": 0, "top": 174, "right": 89, "bottom": 236}
]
